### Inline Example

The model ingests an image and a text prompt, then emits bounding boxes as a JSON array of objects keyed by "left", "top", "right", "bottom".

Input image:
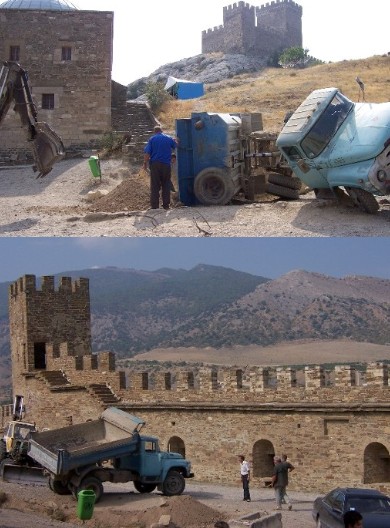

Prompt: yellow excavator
[
  {"left": 0, "top": 395, "right": 45, "bottom": 484},
  {"left": 0, "top": 61, "right": 65, "bottom": 177}
]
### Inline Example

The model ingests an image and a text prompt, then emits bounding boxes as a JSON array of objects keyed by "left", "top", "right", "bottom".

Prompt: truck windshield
[{"left": 301, "top": 92, "right": 353, "bottom": 158}]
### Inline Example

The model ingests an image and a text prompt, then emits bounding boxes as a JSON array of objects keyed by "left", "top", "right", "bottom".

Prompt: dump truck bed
[{"left": 28, "top": 408, "right": 144, "bottom": 476}]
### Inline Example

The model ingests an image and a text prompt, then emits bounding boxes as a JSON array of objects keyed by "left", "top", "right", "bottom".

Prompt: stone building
[
  {"left": 4, "top": 274, "right": 390, "bottom": 493},
  {"left": 202, "top": 0, "right": 302, "bottom": 58},
  {"left": 0, "top": 0, "right": 114, "bottom": 161}
]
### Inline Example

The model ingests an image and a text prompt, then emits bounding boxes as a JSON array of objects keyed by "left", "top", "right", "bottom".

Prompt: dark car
[{"left": 312, "top": 487, "right": 390, "bottom": 527}]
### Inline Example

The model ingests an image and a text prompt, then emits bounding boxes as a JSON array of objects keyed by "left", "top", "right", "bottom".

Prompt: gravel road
[
  {"left": 0, "top": 479, "right": 318, "bottom": 528},
  {"left": 0, "top": 158, "right": 389, "bottom": 237}
]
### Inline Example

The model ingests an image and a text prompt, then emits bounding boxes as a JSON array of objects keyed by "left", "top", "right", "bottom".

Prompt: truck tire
[
  {"left": 267, "top": 173, "right": 301, "bottom": 190},
  {"left": 344, "top": 187, "right": 379, "bottom": 214},
  {"left": 0, "top": 440, "right": 6, "bottom": 462},
  {"left": 265, "top": 182, "right": 300, "bottom": 200},
  {"left": 134, "top": 481, "right": 157, "bottom": 494},
  {"left": 49, "top": 476, "right": 71, "bottom": 495},
  {"left": 77, "top": 476, "right": 104, "bottom": 503},
  {"left": 162, "top": 470, "right": 185, "bottom": 496},
  {"left": 194, "top": 168, "right": 237, "bottom": 205}
]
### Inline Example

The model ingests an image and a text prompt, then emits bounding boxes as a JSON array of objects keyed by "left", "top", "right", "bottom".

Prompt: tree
[
  {"left": 145, "top": 82, "right": 169, "bottom": 112},
  {"left": 278, "top": 47, "right": 309, "bottom": 68}
]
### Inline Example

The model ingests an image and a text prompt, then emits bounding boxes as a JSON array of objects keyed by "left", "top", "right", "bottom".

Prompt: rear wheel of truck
[
  {"left": 77, "top": 476, "right": 104, "bottom": 503},
  {"left": 265, "top": 182, "right": 300, "bottom": 200},
  {"left": 49, "top": 476, "right": 71, "bottom": 495},
  {"left": 267, "top": 173, "right": 301, "bottom": 190},
  {"left": 344, "top": 187, "right": 379, "bottom": 214},
  {"left": 194, "top": 168, "right": 236, "bottom": 205},
  {"left": 133, "top": 481, "right": 157, "bottom": 494},
  {"left": 162, "top": 470, "right": 185, "bottom": 496}
]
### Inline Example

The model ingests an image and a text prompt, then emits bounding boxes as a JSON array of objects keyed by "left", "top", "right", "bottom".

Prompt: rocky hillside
[
  {"left": 127, "top": 52, "right": 270, "bottom": 99},
  {"left": 0, "top": 266, "right": 389, "bottom": 360}
]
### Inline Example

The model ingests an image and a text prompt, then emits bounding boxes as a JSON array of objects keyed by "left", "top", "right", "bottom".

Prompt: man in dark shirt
[
  {"left": 143, "top": 125, "right": 177, "bottom": 210},
  {"left": 272, "top": 455, "right": 295, "bottom": 510}
]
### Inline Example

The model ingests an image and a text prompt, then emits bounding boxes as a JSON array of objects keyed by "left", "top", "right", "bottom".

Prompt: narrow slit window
[
  {"left": 42, "top": 93, "right": 55, "bottom": 110},
  {"left": 9, "top": 46, "right": 20, "bottom": 61},
  {"left": 61, "top": 47, "right": 72, "bottom": 61}
]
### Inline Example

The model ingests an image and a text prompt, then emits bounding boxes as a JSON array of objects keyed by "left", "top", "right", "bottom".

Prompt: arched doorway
[
  {"left": 252, "top": 439, "right": 275, "bottom": 478},
  {"left": 168, "top": 436, "right": 186, "bottom": 458},
  {"left": 364, "top": 442, "right": 390, "bottom": 483}
]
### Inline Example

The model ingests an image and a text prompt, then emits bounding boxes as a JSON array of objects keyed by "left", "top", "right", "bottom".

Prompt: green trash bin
[
  {"left": 77, "top": 489, "right": 96, "bottom": 520},
  {"left": 88, "top": 155, "right": 101, "bottom": 178}
]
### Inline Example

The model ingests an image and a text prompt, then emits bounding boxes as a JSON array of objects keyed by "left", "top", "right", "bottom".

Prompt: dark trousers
[
  {"left": 241, "top": 474, "right": 250, "bottom": 500},
  {"left": 150, "top": 161, "right": 171, "bottom": 209}
]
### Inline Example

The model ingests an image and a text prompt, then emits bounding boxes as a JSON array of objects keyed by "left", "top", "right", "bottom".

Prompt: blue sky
[
  {"left": 0, "top": 238, "right": 388, "bottom": 283},
  {"left": 72, "top": 0, "right": 389, "bottom": 85}
]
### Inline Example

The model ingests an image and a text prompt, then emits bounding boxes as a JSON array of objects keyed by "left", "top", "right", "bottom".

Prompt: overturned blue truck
[{"left": 175, "top": 88, "right": 390, "bottom": 214}]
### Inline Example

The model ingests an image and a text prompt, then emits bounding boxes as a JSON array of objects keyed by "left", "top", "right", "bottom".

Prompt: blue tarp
[{"left": 164, "top": 76, "right": 204, "bottom": 100}]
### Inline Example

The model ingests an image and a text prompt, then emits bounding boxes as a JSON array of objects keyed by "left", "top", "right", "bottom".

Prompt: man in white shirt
[{"left": 238, "top": 454, "right": 251, "bottom": 502}]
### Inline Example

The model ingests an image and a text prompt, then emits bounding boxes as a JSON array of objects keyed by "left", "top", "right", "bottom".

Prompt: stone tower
[
  {"left": 202, "top": 1, "right": 303, "bottom": 57},
  {"left": 8, "top": 275, "right": 91, "bottom": 395}
]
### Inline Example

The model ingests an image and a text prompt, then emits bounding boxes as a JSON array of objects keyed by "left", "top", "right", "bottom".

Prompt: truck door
[{"left": 139, "top": 439, "right": 161, "bottom": 478}]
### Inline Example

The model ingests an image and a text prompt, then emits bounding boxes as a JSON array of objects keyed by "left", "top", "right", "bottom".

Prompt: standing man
[
  {"left": 271, "top": 455, "right": 294, "bottom": 510},
  {"left": 238, "top": 455, "right": 251, "bottom": 502},
  {"left": 143, "top": 125, "right": 177, "bottom": 210}
]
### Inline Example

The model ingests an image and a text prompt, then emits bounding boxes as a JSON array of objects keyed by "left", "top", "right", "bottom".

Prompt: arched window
[
  {"left": 168, "top": 436, "right": 185, "bottom": 458},
  {"left": 364, "top": 442, "right": 390, "bottom": 483}
]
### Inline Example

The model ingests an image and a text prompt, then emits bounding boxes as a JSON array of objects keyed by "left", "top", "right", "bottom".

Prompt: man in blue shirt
[{"left": 143, "top": 125, "right": 177, "bottom": 209}]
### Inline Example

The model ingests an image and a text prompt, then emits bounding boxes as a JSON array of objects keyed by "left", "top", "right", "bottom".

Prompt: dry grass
[{"left": 157, "top": 55, "right": 390, "bottom": 133}]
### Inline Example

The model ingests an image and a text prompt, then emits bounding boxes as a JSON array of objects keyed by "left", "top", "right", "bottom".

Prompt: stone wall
[
  {"left": 5, "top": 275, "right": 390, "bottom": 494},
  {"left": 202, "top": 1, "right": 302, "bottom": 57},
  {"left": 0, "top": 8, "right": 113, "bottom": 161}
]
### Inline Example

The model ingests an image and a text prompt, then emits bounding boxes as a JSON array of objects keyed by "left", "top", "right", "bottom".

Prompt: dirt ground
[
  {"left": 0, "top": 157, "right": 389, "bottom": 237},
  {"left": 0, "top": 479, "right": 318, "bottom": 528}
]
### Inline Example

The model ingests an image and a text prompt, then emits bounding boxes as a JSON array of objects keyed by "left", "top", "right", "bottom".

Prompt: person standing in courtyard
[
  {"left": 143, "top": 125, "right": 177, "bottom": 210},
  {"left": 271, "top": 455, "right": 294, "bottom": 510},
  {"left": 238, "top": 455, "right": 251, "bottom": 502}
]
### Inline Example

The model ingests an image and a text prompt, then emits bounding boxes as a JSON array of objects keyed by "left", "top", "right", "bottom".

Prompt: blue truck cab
[{"left": 276, "top": 87, "right": 390, "bottom": 213}]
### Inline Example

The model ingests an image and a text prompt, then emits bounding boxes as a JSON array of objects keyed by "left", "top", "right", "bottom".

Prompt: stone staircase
[
  {"left": 114, "top": 101, "right": 159, "bottom": 164},
  {"left": 88, "top": 383, "right": 121, "bottom": 406},
  {"left": 36, "top": 370, "right": 70, "bottom": 388}
]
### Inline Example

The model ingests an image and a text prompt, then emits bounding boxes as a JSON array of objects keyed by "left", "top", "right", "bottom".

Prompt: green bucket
[
  {"left": 88, "top": 155, "right": 101, "bottom": 178},
  {"left": 77, "top": 489, "right": 96, "bottom": 520}
]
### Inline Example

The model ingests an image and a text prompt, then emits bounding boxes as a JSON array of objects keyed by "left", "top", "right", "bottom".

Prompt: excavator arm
[{"left": 0, "top": 61, "right": 65, "bottom": 177}]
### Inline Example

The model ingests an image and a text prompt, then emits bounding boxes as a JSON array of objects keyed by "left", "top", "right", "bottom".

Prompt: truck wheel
[
  {"left": 265, "top": 182, "right": 300, "bottom": 200},
  {"left": 267, "top": 173, "right": 301, "bottom": 190},
  {"left": 194, "top": 168, "right": 236, "bottom": 205},
  {"left": 134, "top": 481, "right": 157, "bottom": 494},
  {"left": 77, "top": 476, "right": 104, "bottom": 503},
  {"left": 162, "top": 470, "right": 185, "bottom": 496},
  {"left": 49, "top": 476, "right": 71, "bottom": 495},
  {"left": 0, "top": 440, "right": 6, "bottom": 462},
  {"left": 344, "top": 187, "right": 379, "bottom": 214}
]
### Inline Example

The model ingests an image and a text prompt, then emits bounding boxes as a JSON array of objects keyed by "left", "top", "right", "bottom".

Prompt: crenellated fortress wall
[
  {"left": 4, "top": 275, "right": 390, "bottom": 493},
  {"left": 202, "top": 1, "right": 303, "bottom": 57}
]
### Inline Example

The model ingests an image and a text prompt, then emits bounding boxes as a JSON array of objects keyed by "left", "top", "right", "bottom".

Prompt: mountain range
[{"left": 0, "top": 265, "right": 389, "bottom": 403}]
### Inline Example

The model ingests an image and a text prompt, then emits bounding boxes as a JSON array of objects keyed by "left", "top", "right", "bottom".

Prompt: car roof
[{"left": 333, "top": 488, "right": 389, "bottom": 498}]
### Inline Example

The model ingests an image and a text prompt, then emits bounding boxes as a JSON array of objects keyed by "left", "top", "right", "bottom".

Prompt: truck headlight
[{"left": 377, "top": 170, "right": 387, "bottom": 182}]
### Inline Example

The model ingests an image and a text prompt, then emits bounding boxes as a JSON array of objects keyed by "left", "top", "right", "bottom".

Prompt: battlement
[
  {"left": 202, "top": 1, "right": 302, "bottom": 57},
  {"left": 257, "top": 0, "right": 302, "bottom": 14},
  {"left": 9, "top": 275, "right": 89, "bottom": 297}
]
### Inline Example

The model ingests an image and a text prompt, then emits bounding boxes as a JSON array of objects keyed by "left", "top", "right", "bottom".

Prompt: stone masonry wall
[
  {"left": 202, "top": 1, "right": 302, "bottom": 57},
  {"left": 5, "top": 275, "right": 390, "bottom": 494},
  {"left": 0, "top": 9, "right": 113, "bottom": 161}
]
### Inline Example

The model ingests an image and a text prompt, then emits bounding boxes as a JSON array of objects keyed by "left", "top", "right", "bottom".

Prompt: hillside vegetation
[{"left": 156, "top": 55, "right": 390, "bottom": 133}]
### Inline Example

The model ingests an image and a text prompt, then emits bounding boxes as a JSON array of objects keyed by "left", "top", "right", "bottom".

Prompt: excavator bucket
[
  {"left": 0, "top": 460, "right": 47, "bottom": 485},
  {"left": 30, "top": 122, "right": 65, "bottom": 178}
]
